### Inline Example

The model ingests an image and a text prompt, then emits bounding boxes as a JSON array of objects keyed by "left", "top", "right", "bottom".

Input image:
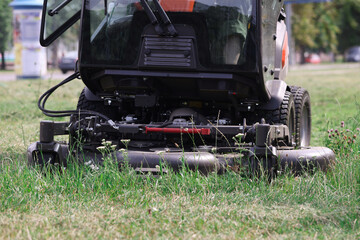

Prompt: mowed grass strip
[
  {"left": 0, "top": 158, "right": 359, "bottom": 239},
  {"left": 0, "top": 64, "right": 360, "bottom": 239}
]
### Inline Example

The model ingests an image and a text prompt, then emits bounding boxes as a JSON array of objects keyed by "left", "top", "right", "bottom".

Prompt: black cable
[
  {"left": 38, "top": 72, "right": 76, "bottom": 114},
  {"left": 158, "top": 121, "right": 172, "bottom": 128},
  {"left": 37, "top": 72, "right": 110, "bottom": 121}
]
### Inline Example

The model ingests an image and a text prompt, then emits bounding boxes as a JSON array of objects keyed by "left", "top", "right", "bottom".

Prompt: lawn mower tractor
[{"left": 28, "top": 0, "right": 335, "bottom": 175}]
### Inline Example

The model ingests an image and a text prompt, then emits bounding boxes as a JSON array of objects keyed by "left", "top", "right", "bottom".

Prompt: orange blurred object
[
  {"left": 159, "top": 0, "right": 195, "bottom": 12},
  {"left": 281, "top": 32, "right": 288, "bottom": 68}
]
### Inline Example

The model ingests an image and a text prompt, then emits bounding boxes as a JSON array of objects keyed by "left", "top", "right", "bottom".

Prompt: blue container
[{"left": 10, "top": 0, "right": 47, "bottom": 79}]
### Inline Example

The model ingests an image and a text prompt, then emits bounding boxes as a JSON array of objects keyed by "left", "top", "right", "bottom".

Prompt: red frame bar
[{"left": 145, "top": 127, "right": 211, "bottom": 135}]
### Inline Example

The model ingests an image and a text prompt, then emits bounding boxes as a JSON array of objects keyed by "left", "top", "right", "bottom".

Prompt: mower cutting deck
[{"left": 29, "top": 0, "right": 335, "bottom": 175}]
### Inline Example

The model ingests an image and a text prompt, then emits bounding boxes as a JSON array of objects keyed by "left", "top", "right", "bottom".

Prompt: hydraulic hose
[{"left": 37, "top": 72, "right": 110, "bottom": 121}]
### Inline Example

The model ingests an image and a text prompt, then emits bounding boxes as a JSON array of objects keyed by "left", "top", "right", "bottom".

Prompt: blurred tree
[
  {"left": 313, "top": 3, "right": 339, "bottom": 53},
  {"left": 291, "top": 3, "right": 339, "bottom": 63},
  {"left": 335, "top": 0, "right": 360, "bottom": 53},
  {"left": 292, "top": 4, "right": 318, "bottom": 63},
  {"left": 0, "top": 0, "right": 12, "bottom": 70},
  {"left": 292, "top": 0, "right": 360, "bottom": 61}
]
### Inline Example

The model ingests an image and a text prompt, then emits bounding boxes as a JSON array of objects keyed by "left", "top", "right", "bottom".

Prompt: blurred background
[{"left": 0, "top": 0, "right": 360, "bottom": 76}]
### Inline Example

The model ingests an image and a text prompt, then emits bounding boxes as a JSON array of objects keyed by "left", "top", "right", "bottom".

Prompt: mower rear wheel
[
  {"left": 290, "top": 86, "right": 311, "bottom": 147},
  {"left": 76, "top": 88, "right": 118, "bottom": 120},
  {"left": 69, "top": 88, "right": 119, "bottom": 149},
  {"left": 264, "top": 91, "right": 295, "bottom": 146}
]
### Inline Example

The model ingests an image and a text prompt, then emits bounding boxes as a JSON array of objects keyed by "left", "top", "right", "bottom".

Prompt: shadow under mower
[{"left": 29, "top": 0, "right": 335, "bottom": 176}]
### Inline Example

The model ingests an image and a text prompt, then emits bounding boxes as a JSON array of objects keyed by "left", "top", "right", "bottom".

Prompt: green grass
[
  {"left": 286, "top": 64, "right": 360, "bottom": 144},
  {"left": 0, "top": 69, "right": 13, "bottom": 73},
  {"left": 0, "top": 64, "right": 360, "bottom": 239}
]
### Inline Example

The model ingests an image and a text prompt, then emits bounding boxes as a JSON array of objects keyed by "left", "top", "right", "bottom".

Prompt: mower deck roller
[
  {"left": 29, "top": 0, "right": 336, "bottom": 176},
  {"left": 28, "top": 140, "right": 335, "bottom": 175},
  {"left": 28, "top": 120, "right": 335, "bottom": 175}
]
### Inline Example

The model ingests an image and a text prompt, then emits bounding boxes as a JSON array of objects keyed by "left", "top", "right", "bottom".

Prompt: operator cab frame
[{"left": 40, "top": 0, "right": 285, "bottom": 105}]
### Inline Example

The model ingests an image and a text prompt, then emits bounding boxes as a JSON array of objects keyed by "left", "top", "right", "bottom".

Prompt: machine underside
[
  {"left": 29, "top": 0, "right": 336, "bottom": 176},
  {"left": 28, "top": 100, "right": 334, "bottom": 176}
]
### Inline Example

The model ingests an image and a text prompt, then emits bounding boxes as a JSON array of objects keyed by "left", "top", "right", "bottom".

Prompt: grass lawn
[{"left": 0, "top": 64, "right": 359, "bottom": 239}]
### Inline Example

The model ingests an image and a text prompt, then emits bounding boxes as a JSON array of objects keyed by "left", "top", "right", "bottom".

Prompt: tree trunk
[
  {"left": 299, "top": 46, "right": 306, "bottom": 64},
  {"left": 1, "top": 51, "right": 5, "bottom": 70},
  {"left": 51, "top": 40, "right": 59, "bottom": 69}
]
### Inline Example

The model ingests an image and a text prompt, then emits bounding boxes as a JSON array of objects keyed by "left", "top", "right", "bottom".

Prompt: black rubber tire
[
  {"left": 264, "top": 91, "right": 296, "bottom": 145},
  {"left": 76, "top": 88, "right": 118, "bottom": 120},
  {"left": 70, "top": 88, "right": 119, "bottom": 149},
  {"left": 290, "top": 86, "right": 311, "bottom": 147}
]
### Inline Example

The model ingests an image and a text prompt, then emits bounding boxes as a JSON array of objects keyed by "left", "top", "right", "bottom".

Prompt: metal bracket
[{"left": 40, "top": 120, "right": 69, "bottom": 143}]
